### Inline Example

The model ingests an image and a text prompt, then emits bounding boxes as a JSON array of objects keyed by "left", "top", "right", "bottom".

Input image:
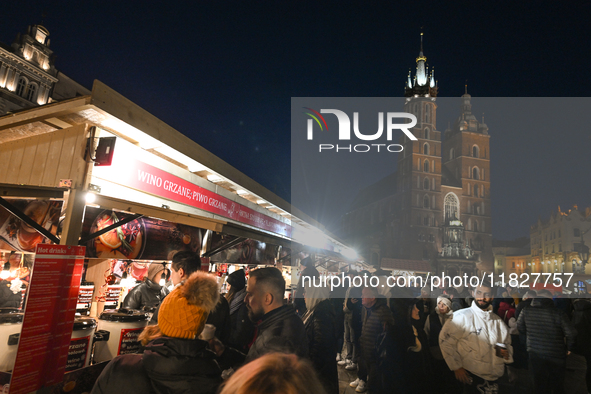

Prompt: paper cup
[{"left": 199, "top": 324, "right": 216, "bottom": 340}]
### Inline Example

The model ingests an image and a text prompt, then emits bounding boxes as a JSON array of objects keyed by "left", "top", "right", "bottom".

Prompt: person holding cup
[
  {"left": 91, "top": 271, "right": 223, "bottom": 394},
  {"left": 439, "top": 280, "right": 512, "bottom": 393}
]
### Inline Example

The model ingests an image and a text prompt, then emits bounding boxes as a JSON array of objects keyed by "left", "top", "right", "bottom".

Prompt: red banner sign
[
  {"left": 96, "top": 156, "right": 292, "bottom": 237},
  {"left": 9, "top": 245, "right": 85, "bottom": 394}
]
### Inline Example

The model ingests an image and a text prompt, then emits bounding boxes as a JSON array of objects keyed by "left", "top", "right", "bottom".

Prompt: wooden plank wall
[{"left": 0, "top": 123, "right": 89, "bottom": 188}]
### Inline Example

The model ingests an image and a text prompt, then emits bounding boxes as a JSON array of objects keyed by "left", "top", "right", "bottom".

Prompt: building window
[
  {"left": 473, "top": 145, "right": 479, "bottom": 158},
  {"left": 512, "top": 262, "right": 515, "bottom": 269},
  {"left": 26, "top": 83, "right": 37, "bottom": 102},
  {"left": 474, "top": 221, "right": 479, "bottom": 232},
  {"left": 424, "top": 128, "right": 430, "bottom": 140},
  {"left": 423, "top": 143, "right": 429, "bottom": 155},
  {"left": 474, "top": 184, "right": 479, "bottom": 197},
  {"left": 423, "top": 195, "right": 430, "bottom": 209},
  {"left": 423, "top": 159, "right": 429, "bottom": 172},
  {"left": 574, "top": 228, "right": 580, "bottom": 237},
  {"left": 423, "top": 178, "right": 429, "bottom": 190},
  {"left": 444, "top": 192, "right": 460, "bottom": 222},
  {"left": 16, "top": 77, "right": 27, "bottom": 96},
  {"left": 429, "top": 234, "right": 434, "bottom": 243},
  {"left": 449, "top": 148, "right": 455, "bottom": 160},
  {"left": 423, "top": 248, "right": 429, "bottom": 259},
  {"left": 424, "top": 217, "right": 429, "bottom": 226},
  {"left": 425, "top": 105, "right": 431, "bottom": 123},
  {"left": 558, "top": 230, "right": 561, "bottom": 237},
  {"left": 417, "top": 216, "right": 421, "bottom": 225},
  {"left": 472, "top": 167, "right": 480, "bottom": 180}
]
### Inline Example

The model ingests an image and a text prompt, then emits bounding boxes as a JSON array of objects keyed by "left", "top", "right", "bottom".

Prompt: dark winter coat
[
  {"left": 516, "top": 297, "right": 577, "bottom": 360},
  {"left": 360, "top": 299, "right": 395, "bottom": 361},
  {"left": 572, "top": 299, "right": 591, "bottom": 356},
  {"left": 228, "top": 293, "right": 256, "bottom": 353},
  {"left": 205, "top": 296, "right": 231, "bottom": 345},
  {"left": 303, "top": 299, "right": 339, "bottom": 394},
  {"left": 123, "top": 278, "right": 163, "bottom": 311},
  {"left": 90, "top": 337, "right": 222, "bottom": 394},
  {"left": 514, "top": 297, "right": 532, "bottom": 320},
  {"left": 246, "top": 304, "right": 309, "bottom": 363},
  {"left": 0, "top": 280, "right": 21, "bottom": 308}
]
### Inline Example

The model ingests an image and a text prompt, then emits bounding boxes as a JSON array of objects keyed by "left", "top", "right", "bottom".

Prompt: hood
[
  {"left": 573, "top": 299, "right": 591, "bottom": 311},
  {"left": 531, "top": 297, "right": 554, "bottom": 308}
]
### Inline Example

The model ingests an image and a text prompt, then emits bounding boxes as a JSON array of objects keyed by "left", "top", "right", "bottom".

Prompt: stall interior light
[
  {"left": 0, "top": 262, "right": 10, "bottom": 280},
  {"left": 85, "top": 192, "right": 97, "bottom": 204},
  {"left": 236, "top": 190, "right": 248, "bottom": 195},
  {"left": 207, "top": 174, "right": 223, "bottom": 183},
  {"left": 101, "top": 118, "right": 162, "bottom": 150},
  {"left": 257, "top": 200, "right": 266, "bottom": 205}
]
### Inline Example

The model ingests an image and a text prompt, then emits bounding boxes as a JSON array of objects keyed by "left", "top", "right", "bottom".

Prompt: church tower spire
[{"left": 404, "top": 33, "right": 438, "bottom": 97}]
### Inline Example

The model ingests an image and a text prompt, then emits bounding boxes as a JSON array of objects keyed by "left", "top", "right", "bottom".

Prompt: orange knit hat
[{"left": 158, "top": 271, "right": 220, "bottom": 339}]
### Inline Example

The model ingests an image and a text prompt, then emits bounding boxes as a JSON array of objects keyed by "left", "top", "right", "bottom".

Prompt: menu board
[{"left": 8, "top": 245, "right": 85, "bottom": 394}]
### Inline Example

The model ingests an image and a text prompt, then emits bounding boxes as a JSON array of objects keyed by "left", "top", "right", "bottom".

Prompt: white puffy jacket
[{"left": 439, "top": 301, "right": 513, "bottom": 381}]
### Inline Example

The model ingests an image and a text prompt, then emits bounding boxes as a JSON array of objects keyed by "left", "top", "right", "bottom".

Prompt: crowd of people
[{"left": 89, "top": 254, "right": 591, "bottom": 394}]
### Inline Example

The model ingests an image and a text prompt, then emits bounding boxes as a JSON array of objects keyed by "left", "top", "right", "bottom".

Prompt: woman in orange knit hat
[{"left": 91, "top": 271, "right": 222, "bottom": 394}]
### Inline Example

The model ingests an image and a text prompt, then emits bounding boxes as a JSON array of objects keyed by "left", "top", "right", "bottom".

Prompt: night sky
[{"left": 2, "top": 1, "right": 590, "bottom": 241}]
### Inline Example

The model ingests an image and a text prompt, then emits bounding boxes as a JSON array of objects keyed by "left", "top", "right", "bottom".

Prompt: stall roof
[{"left": 0, "top": 80, "right": 354, "bottom": 257}]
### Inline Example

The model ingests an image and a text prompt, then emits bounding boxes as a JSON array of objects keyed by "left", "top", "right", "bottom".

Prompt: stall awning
[{"left": 93, "top": 194, "right": 225, "bottom": 232}]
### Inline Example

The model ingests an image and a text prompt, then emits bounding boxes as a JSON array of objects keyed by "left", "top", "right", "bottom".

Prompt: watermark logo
[{"left": 303, "top": 108, "right": 417, "bottom": 153}]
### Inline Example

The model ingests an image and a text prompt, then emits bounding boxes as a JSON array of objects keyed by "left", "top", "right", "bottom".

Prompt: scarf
[{"left": 229, "top": 287, "right": 246, "bottom": 315}]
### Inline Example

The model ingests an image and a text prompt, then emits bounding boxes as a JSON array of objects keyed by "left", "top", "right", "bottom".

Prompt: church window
[
  {"left": 423, "top": 143, "right": 429, "bottom": 155},
  {"left": 424, "top": 217, "right": 429, "bottom": 226},
  {"left": 423, "top": 195, "right": 430, "bottom": 209},
  {"left": 16, "top": 77, "right": 27, "bottom": 97},
  {"left": 424, "top": 128, "right": 430, "bottom": 140},
  {"left": 474, "top": 221, "right": 479, "bottom": 232},
  {"left": 26, "top": 83, "right": 37, "bottom": 102},
  {"left": 474, "top": 184, "right": 479, "bottom": 197},
  {"left": 472, "top": 145, "right": 480, "bottom": 158},
  {"left": 423, "top": 178, "right": 429, "bottom": 190},
  {"left": 431, "top": 178, "right": 435, "bottom": 190},
  {"left": 472, "top": 167, "right": 479, "bottom": 180},
  {"left": 425, "top": 105, "right": 431, "bottom": 123},
  {"left": 423, "top": 159, "right": 429, "bottom": 172},
  {"left": 444, "top": 193, "right": 460, "bottom": 222},
  {"left": 450, "top": 148, "right": 455, "bottom": 160},
  {"left": 429, "top": 234, "right": 434, "bottom": 243}
]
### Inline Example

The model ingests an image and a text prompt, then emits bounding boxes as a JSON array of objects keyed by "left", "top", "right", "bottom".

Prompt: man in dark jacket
[
  {"left": 123, "top": 263, "right": 167, "bottom": 310},
  {"left": 517, "top": 289, "right": 577, "bottom": 394},
  {"left": 214, "top": 267, "right": 308, "bottom": 366},
  {"left": 355, "top": 285, "right": 395, "bottom": 393}
]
